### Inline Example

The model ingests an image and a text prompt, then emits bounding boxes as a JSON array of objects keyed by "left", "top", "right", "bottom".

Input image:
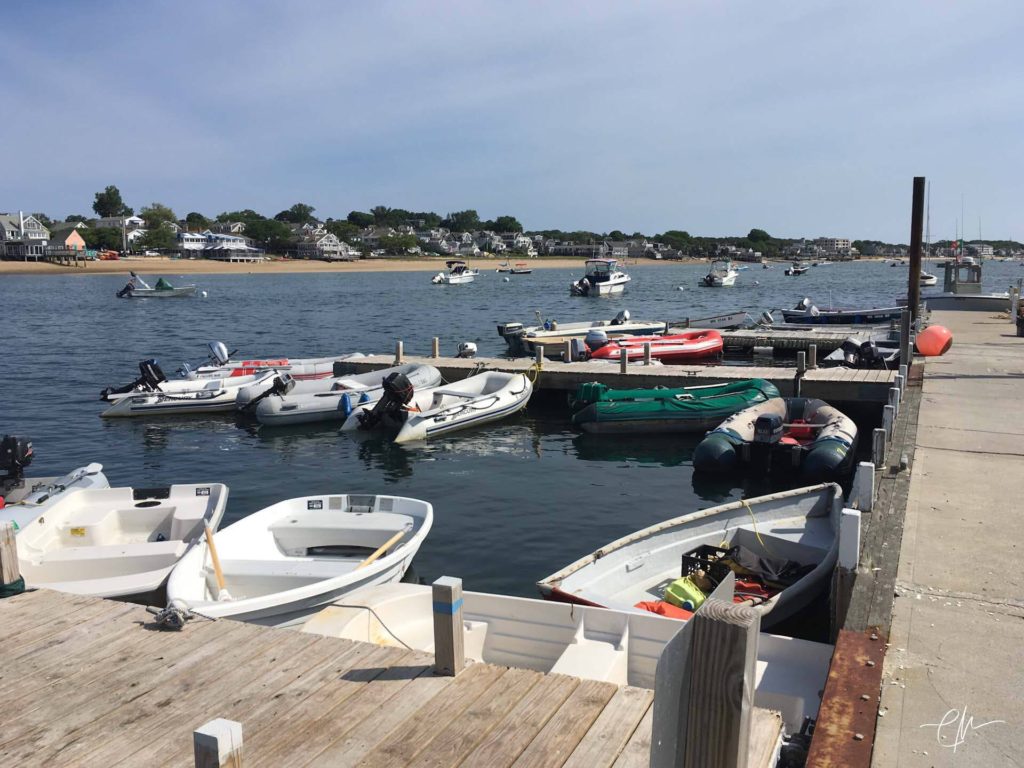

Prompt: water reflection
[{"left": 572, "top": 433, "right": 695, "bottom": 468}]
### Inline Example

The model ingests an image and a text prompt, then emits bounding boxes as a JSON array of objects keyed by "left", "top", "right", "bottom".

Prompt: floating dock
[{"left": 336, "top": 353, "right": 899, "bottom": 403}]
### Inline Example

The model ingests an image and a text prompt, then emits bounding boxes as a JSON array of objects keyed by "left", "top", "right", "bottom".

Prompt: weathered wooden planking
[
  {"left": 0, "top": 589, "right": 113, "bottom": 641},
  {"left": 611, "top": 706, "right": 654, "bottom": 768},
  {"left": 353, "top": 662, "right": 508, "bottom": 767},
  {"left": 562, "top": 686, "right": 654, "bottom": 768},
  {"left": 512, "top": 678, "right": 619, "bottom": 768},
  {"left": 460, "top": 673, "right": 580, "bottom": 767},
  {"left": 406, "top": 667, "right": 543, "bottom": 768}
]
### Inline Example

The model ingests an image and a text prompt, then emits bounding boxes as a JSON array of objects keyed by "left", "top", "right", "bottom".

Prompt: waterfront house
[
  {"left": 297, "top": 233, "right": 357, "bottom": 261},
  {"left": 92, "top": 215, "right": 145, "bottom": 231},
  {"left": 211, "top": 221, "right": 246, "bottom": 235},
  {"left": 0, "top": 212, "right": 50, "bottom": 259},
  {"left": 46, "top": 224, "right": 87, "bottom": 254}
]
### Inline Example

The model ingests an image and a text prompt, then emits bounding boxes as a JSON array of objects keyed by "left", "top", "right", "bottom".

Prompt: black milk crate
[{"left": 680, "top": 544, "right": 733, "bottom": 585}]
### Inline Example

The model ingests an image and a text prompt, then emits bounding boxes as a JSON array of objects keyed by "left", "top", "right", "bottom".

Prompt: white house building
[
  {"left": 297, "top": 233, "right": 358, "bottom": 261},
  {"left": 0, "top": 212, "right": 50, "bottom": 259}
]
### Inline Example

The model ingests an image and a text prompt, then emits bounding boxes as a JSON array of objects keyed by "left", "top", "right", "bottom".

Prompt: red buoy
[{"left": 916, "top": 324, "right": 953, "bottom": 356}]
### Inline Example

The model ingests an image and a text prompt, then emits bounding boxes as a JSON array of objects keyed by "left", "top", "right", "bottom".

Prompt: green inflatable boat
[{"left": 570, "top": 379, "right": 780, "bottom": 435}]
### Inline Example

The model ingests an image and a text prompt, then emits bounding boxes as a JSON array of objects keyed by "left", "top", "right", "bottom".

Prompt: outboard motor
[
  {"left": 240, "top": 373, "right": 295, "bottom": 412},
  {"left": 569, "top": 337, "right": 589, "bottom": 361},
  {"left": 357, "top": 372, "right": 415, "bottom": 430},
  {"left": 611, "top": 309, "right": 631, "bottom": 326},
  {"left": 795, "top": 297, "right": 812, "bottom": 312},
  {"left": 0, "top": 435, "right": 33, "bottom": 493},
  {"left": 750, "top": 413, "right": 783, "bottom": 474},
  {"left": 840, "top": 337, "right": 863, "bottom": 367},
  {"left": 456, "top": 342, "right": 478, "bottom": 359},
  {"left": 100, "top": 358, "right": 167, "bottom": 400},
  {"left": 760, "top": 311, "right": 774, "bottom": 326},
  {"left": 858, "top": 340, "right": 883, "bottom": 368},
  {"left": 208, "top": 341, "right": 231, "bottom": 366},
  {"left": 496, "top": 322, "right": 524, "bottom": 342},
  {"left": 584, "top": 329, "right": 610, "bottom": 351}
]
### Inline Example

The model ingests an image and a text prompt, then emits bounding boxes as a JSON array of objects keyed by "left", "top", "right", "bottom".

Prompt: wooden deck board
[
  {"left": 512, "top": 679, "right": 619, "bottom": 768},
  {"left": 562, "top": 686, "right": 654, "bottom": 768},
  {"left": 610, "top": 707, "right": 653, "bottom": 768}
]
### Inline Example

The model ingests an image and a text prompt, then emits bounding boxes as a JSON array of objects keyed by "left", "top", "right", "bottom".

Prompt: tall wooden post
[
  {"left": 1, "top": 521, "right": 21, "bottom": 593},
  {"left": 535, "top": 344, "right": 545, "bottom": 370},
  {"left": 807, "top": 343, "right": 817, "bottom": 370},
  {"left": 899, "top": 309, "right": 912, "bottom": 370},
  {"left": 432, "top": 576, "right": 465, "bottom": 676},
  {"left": 194, "top": 718, "right": 243, "bottom": 768},
  {"left": 619, "top": 347, "right": 629, "bottom": 374},
  {"left": 431, "top": 337, "right": 440, "bottom": 358},
  {"left": 907, "top": 176, "right": 926, "bottom": 321},
  {"left": 395, "top": 340, "right": 404, "bottom": 364}
]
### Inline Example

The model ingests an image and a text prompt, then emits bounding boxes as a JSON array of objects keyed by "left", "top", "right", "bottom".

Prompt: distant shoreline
[{"left": 0, "top": 255, "right": 915, "bottom": 277}]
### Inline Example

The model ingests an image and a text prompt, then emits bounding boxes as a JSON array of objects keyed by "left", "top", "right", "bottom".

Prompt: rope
[
  {"left": 741, "top": 498, "right": 778, "bottom": 558},
  {"left": 146, "top": 602, "right": 218, "bottom": 630},
  {"left": 329, "top": 603, "right": 414, "bottom": 649}
]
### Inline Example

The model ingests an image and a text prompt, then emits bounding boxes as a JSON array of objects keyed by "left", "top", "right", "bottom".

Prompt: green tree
[
  {"left": 347, "top": 211, "right": 375, "bottom": 228},
  {"left": 245, "top": 219, "right": 295, "bottom": 252},
  {"left": 371, "top": 205, "right": 392, "bottom": 225},
  {"left": 140, "top": 203, "right": 177, "bottom": 229},
  {"left": 274, "top": 203, "right": 316, "bottom": 224},
  {"left": 325, "top": 219, "right": 361, "bottom": 243},
  {"left": 377, "top": 234, "right": 418, "bottom": 253},
  {"left": 82, "top": 226, "right": 123, "bottom": 251},
  {"left": 607, "top": 229, "right": 625, "bottom": 240},
  {"left": 493, "top": 215, "right": 523, "bottom": 233},
  {"left": 443, "top": 210, "right": 480, "bottom": 232},
  {"left": 31, "top": 212, "right": 53, "bottom": 228},
  {"left": 216, "top": 209, "right": 264, "bottom": 224},
  {"left": 185, "top": 212, "right": 210, "bottom": 230},
  {"left": 137, "top": 224, "right": 177, "bottom": 251},
  {"left": 747, "top": 228, "right": 771, "bottom": 243},
  {"left": 65, "top": 214, "right": 89, "bottom": 223},
  {"left": 410, "top": 211, "right": 442, "bottom": 228},
  {"left": 656, "top": 230, "right": 693, "bottom": 250},
  {"left": 92, "top": 185, "right": 132, "bottom": 217}
]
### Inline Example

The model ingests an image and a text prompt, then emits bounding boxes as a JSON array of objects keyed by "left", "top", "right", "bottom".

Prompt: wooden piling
[
  {"left": 619, "top": 347, "right": 629, "bottom": 374},
  {"left": 564, "top": 338, "right": 573, "bottom": 363},
  {"left": 888, "top": 387, "right": 900, "bottom": 418},
  {"left": 907, "top": 176, "right": 926, "bottom": 321},
  {"left": 807, "top": 343, "right": 817, "bottom": 370},
  {"left": 431, "top": 337, "right": 440, "bottom": 358},
  {"left": 872, "top": 427, "right": 886, "bottom": 466},
  {"left": 643, "top": 342, "right": 652, "bottom": 366},
  {"left": 883, "top": 405, "right": 895, "bottom": 441},
  {"left": 894, "top": 373, "right": 905, "bottom": 399},
  {"left": 851, "top": 461, "right": 875, "bottom": 513},
  {"left": 395, "top": 340, "right": 404, "bottom": 364},
  {"left": 1, "top": 521, "right": 20, "bottom": 589},
  {"left": 432, "top": 576, "right": 465, "bottom": 677},
  {"left": 535, "top": 344, "right": 545, "bottom": 370},
  {"left": 194, "top": 718, "right": 243, "bottom": 768},
  {"left": 899, "top": 308, "right": 912, "bottom": 369}
]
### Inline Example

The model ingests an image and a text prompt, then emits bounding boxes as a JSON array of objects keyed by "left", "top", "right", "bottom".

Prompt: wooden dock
[
  {"left": 336, "top": 353, "right": 898, "bottom": 403},
  {"left": 0, "top": 588, "right": 791, "bottom": 767}
]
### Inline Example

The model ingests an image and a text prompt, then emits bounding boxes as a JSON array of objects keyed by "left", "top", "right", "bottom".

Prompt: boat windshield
[{"left": 585, "top": 259, "right": 616, "bottom": 276}]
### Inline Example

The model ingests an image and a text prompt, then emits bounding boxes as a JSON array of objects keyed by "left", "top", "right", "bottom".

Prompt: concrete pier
[{"left": 869, "top": 310, "right": 1024, "bottom": 766}]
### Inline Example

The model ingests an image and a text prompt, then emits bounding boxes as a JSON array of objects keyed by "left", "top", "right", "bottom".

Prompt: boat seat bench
[{"left": 269, "top": 511, "right": 415, "bottom": 555}]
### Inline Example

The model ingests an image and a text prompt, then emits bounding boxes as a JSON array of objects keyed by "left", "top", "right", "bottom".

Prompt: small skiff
[
  {"left": 693, "top": 397, "right": 858, "bottom": 479},
  {"left": 17, "top": 483, "right": 228, "bottom": 599},
  {"left": 587, "top": 330, "right": 724, "bottom": 363},
  {"left": 781, "top": 298, "right": 903, "bottom": 325},
  {"left": 101, "top": 371, "right": 278, "bottom": 418},
  {"left": 1, "top": 436, "right": 109, "bottom": 530},
  {"left": 538, "top": 484, "right": 844, "bottom": 630},
  {"left": 117, "top": 282, "right": 197, "bottom": 298},
  {"left": 920, "top": 271, "right": 938, "bottom": 286},
  {"left": 341, "top": 371, "right": 533, "bottom": 443},
  {"left": 244, "top": 364, "right": 443, "bottom": 427},
  {"left": 165, "top": 493, "right": 433, "bottom": 627},
  {"left": 302, "top": 582, "right": 836, "bottom": 732},
  {"left": 570, "top": 379, "right": 779, "bottom": 435},
  {"left": 497, "top": 310, "right": 668, "bottom": 356}
]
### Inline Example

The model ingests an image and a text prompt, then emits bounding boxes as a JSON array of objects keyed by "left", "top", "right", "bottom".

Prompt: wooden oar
[
  {"left": 204, "top": 524, "right": 230, "bottom": 600},
  {"left": 355, "top": 528, "right": 408, "bottom": 570}
]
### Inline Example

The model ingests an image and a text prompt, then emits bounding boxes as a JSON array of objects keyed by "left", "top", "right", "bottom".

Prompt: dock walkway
[
  {"left": 0, "top": 589, "right": 661, "bottom": 767},
  {"left": 871, "top": 310, "right": 1024, "bottom": 766}
]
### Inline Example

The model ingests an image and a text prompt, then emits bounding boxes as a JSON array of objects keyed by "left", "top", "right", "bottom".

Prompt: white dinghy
[
  {"left": 16, "top": 483, "right": 228, "bottom": 599},
  {"left": 101, "top": 370, "right": 278, "bottom": 418},
  {"left": 341, "top": 371, "right": 533, "bottom": 443},
  {"left": 303, "top": 582, "right": 834, "bottom": 732},
  {"left": 242, "top": 364, "right": 443, "bottom": 427},
  {"left": 165, "top": 493, "right": 433, "bottom": 627},
  {"left": 1, "top": 436, "right": 109, "bottom": 530},
  {"left": 537, "top": 484, "right": 844, "bottom": 630},
  {"left": 177, "top": 342, "right": 363, "bottom": 381}
]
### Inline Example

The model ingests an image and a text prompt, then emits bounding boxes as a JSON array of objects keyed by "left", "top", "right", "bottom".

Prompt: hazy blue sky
[{"left": 2, "top": 1, "right": 1020, "bottom": 241}]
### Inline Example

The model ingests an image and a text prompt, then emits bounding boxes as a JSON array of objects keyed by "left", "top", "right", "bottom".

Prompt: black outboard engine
[
  {"left": 858, "top": 340, "right": 883, "bottom": 368},
  {"left": 839, "top": 337, "right": 863, "bottom": 367},
  {"left": 0, "top": 435, "right": 33, "bottom": 493},
  {"left": 239, "top": 373, "right": 295, "bottom": 412},
  {"left": 100, "top": 359, "right": 167, "bottom": 400},
  {"left": 357, "top": 372, "right": 414, "bottom": 430},
  {"left": 750, "top": 413, "right": 783, "bottom": 474}
]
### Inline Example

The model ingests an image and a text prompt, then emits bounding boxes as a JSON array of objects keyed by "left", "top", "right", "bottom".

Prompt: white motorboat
[
  {"left": 100, "top": 370, "right": 278, "bottom": 418},
  {"left": 497, "top": 310, "right": 667, "bottom": 356},
  {"left": 16, "top": 483, "right": 228, "bottom": 599},
  {"left": 341, "top": 371, "right": 533, "bottom": 443},
  {"left": 570, "top": 259, "right": 631, "bottom": 296},
  {"left": 431, "top": 260, "right": 479, "bottom": 285},
  {"left": 784, "top": 263, "right": 809, "bottom": 276},
  {"left": 700, "top": 260, "right": 739, "bottom": 287},
  {"left": 537, "top": 484, "right": 844, "bottom": 630},
  {"left": 1, "top": 436, "right": 109, "bottom": 530},
  {"left": 165, "top": 493, "right": 433, "bottom": 627},
  {"left": 302, "top": 582, "right": 834, "bottom": 732},
  {"left": 246, "top": 364, "right": 443, "bottom": 427},
  {"left": 116, "top": 274, "right": 197, "bottom": 298},
  {"left": 920, "top": 271, "right": 938, "bottom": 286}
]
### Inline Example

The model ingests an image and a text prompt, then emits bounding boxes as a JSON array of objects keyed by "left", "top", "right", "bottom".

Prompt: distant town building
[
  {"left": 92, "top": 215, "right": 145, "bottom": 230},
  {"left": 297, "top": 233, "right": 358, "bottom": 261},
  {"left": 968, "top": 242, "right": 994, "bottom": 258},
  {"left": 46, "top": 224, "right": 87, "bottom": 255},
  {"left": 0, "top": 212, "right": 50, "bottom": 259}
]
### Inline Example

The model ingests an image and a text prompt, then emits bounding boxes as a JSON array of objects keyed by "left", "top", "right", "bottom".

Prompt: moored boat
[
  {"left": 165, "top": 493, "right": 432, "bottom": 627},
  {"left": 570, "top": 258, "right": 630, "bottom": 296},
  {"left": 586, "top": 330, "right": 723, "bottom": 364},
  {"left": 341, "top": 371, "right": 533, "bottom": 443},
  {"left": 694, "top": 396, "right": 858, "bottom": 479},
  {"left": 780, "top": 298, "right": 903, "bottom": 325},
  {"left": 100, "top": 370, "right": 279, "bottom": 418},
  {"left": 497, "top": 310, "right": 667, "bottom": 356},
  {"left": 784, "top": 263, "right": 809, "bottom": 276},
  {"left": 537, "top": 483, "right": 844, "bottom": 630},
  {"left": 116, "top": 274, "right": 196, "bottom": 298},
  {"left": 699, "top": 260, "right": 738, "bottom": 287},
  {"left": 17, "top": 483, "right": 228, "bottom": 599},
  {"left": 570, "top": 378, "right": 779, "bottom": 435},
  {"left": 920, "top": 271, "right": 938, "bottom": 286},
  {"left": 431, "top": 260, "right": 478, "bottom": 284},
  {"left": 509, "top": 262, "right": 533, "bottom": 274}
]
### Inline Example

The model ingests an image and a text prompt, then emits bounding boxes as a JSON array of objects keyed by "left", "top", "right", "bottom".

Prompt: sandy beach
[{"left": 0, "top": 255, "right": 708, "bottom": 277}]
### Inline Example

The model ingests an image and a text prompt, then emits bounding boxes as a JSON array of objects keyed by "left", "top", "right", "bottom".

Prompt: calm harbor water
[{"left": 3, "top": 260, "right": 1019, "bottom": 598}]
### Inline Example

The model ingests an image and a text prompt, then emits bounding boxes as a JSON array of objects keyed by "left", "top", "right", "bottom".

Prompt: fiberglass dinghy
[
  {"left": 116, "top": 274, "right": 197, "bottom": 298},
  {"left": 341, "top": 371, "right": 533, "bottom": 443},
  {"left": 1, "top": 436, "right": 109, "bottom": 530},
  {"left": 694, "top": 397, "right": 858, "bottom": 480},
  {"left": 781, "top": 298, "right": 903, "bottom": 325},
  {"left": 570, "top": 379, "right": 779, "bottom": 435},
  {"left": 537, "top": 483, "right": 845, "bottom": 630},
  {"left": 165, "top": 493, "right": 432, "bottom": 627},
  {"left": 16, "top": 483, "right": 228, "bottom": 599},
  {"left": 242, "top": 364, "right": 443, "bottom": 427}
]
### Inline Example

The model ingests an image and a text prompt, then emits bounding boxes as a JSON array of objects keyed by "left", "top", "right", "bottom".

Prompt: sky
[{"left": 1, "top": 0, "right": 1021, "bottom": 242}]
